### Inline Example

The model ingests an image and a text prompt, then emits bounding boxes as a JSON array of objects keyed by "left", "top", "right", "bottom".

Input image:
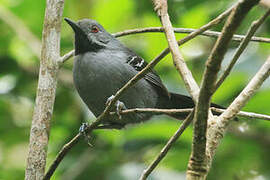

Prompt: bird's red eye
[{"left": 91, "top": 26, "right": 99, "bottom": 33}]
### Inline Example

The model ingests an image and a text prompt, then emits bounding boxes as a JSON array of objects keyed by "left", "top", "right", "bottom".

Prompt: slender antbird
[{"left": 65, "top": 18, "right": 222, "bottom": 129}]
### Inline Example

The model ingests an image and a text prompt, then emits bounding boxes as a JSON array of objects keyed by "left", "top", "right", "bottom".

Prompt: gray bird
[{"left": 65, "top": 18, "right": 221, "bottom": 128}]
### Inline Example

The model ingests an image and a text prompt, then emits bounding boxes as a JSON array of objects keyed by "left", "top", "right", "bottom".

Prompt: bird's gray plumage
[
  {"left": 65, "top": 18, "right": 219, "bottom": 127},
  {"left": 73, "top": 47, "right": 164, "bottom": 125}
]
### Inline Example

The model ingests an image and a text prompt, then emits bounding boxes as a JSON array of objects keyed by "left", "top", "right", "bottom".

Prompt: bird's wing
[{"left": 126, "top": 55, "right": 170, "bottom": 97}]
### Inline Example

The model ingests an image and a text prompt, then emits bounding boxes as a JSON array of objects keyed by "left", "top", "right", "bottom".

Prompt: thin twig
[
  {"left": 58, "top": 50, "right": 75, "bottom": 65},
  {"left": 211, "top": 107, "right": 270, "bottom": 121},
  {"left": 188, "top": 0, "right": 260, "bottom": 179},
  {"left": 114, "top": 27, "right": 270, "bottom": 43},
  {"left": 111, "top": 108, "right": 193, "bottom": 116},
  {"left": 139, "top": 111, "right": 194, "bottom": 180},
  {"left": 113, "top": 107, "right": 270, "bottom": 121},
  {"left": 45, "top": 4, "right": 235, "bottom": 178},
  {"left": 215, "top": 9, "right": 270, "bottom": 90}
]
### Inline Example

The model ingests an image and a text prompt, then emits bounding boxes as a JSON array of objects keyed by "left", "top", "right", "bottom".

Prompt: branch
[
  {"left": 111, "top": 108, "right": 193, "bottom": 116},
  {"left": 114, "top": 27, "right": 270, "bottom": 44},
  {"left": 215, "top": 9, "right": 270, "bottom": 90},
  {"left": 187, "top": 0, "right": 260, "bottom": 179},
  {"left": 211, "top": 107, "right": 270, "bottom": 121},
  {"left": 115, "top": 107, "right": 270, "bottom": 121},
  {"left": 139, "top": 111, "right": 194, "bottom": 180},
  {"left": 58, "top": 50, "right": 75, "bottom": 65},
  {"left": 25, "top": 0, "right": 64, "bottom": 179}
]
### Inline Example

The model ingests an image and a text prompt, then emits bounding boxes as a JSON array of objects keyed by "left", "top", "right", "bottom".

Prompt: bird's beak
[{"left": 64, "top": 18, "right": 81, "bottom": 33}]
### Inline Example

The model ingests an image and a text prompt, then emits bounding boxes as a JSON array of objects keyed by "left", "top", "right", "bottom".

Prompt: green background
[{"left": 0, "top": 0, "right": 270, "bottom": 179}]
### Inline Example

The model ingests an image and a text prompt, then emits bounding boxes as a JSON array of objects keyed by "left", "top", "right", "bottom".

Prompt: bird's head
[{"left": 65, "top": 18, "right": 113, "bottom": 55}]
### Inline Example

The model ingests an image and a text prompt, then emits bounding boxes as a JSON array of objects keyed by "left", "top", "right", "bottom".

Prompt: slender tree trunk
[{"left": 25, "top": 0, "right": 64, "bottom": 179}]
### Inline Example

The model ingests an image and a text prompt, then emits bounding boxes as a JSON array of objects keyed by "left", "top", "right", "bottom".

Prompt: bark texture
[{"left": 25, "top": 0, "right": 64, "bottom": 179}]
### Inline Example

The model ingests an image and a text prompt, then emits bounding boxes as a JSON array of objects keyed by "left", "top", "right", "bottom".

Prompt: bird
[{"left": 65, "top": 18, "right": 222, "bottom": 129}]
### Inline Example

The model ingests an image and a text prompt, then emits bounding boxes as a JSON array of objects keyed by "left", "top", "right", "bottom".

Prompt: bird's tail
[{"left": 166, "top": 93, "right": 224, "bottom": 120}]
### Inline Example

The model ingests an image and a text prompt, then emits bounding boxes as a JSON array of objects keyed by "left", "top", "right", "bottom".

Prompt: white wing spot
[{"left": 135, "top": 58, "right": 144, "bottom": 68}]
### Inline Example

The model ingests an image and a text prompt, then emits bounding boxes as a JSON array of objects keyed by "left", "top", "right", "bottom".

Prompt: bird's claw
[
  {"left": 79, "top": 122, "right": 93, "bottom": 147},
  {"left": 79, "top": 122, "right": 89, "bottom": 134},
  {"left": 105, "top": 95, "right": 126, "bottom": 119},
  {"left": 106, "top": 95, "right": 115, "bottom": 106},
  {"left": 116, "top": 101, "right": 126, "bottom": 119}
]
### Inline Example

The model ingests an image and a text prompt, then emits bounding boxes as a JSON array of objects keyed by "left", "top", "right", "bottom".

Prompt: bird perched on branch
[{"left": 65, "top": 18, "right": 222, "bottom": 128}]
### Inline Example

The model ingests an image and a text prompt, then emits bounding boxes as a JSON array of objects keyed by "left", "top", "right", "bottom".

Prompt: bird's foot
[
  {"left": 79, "top": 122, "right": 89, "bottom": 134},
  {"left": 79, "top": 122, "right": 93, "bottom": 147},
  {"left": 105, "top": 95, "right": 114, "bottom": 106},
  {"left": 106, "top": 95, "right": 126, "bottom": 119}
]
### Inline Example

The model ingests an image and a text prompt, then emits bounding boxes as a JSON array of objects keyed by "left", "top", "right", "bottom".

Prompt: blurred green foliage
[{"left": 0, "top": 0, "right": 270, "bottom": 179}]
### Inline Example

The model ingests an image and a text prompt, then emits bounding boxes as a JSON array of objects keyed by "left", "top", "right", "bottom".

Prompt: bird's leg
[
  {"left": 106, "top": 95, "right": 127, "bottom": 119},
  {"left": 78, "top": 122, "right": 93, "bottom": 147},
  {"left": 116, "top": 101, "right": 126, "bottom": 119},
  {"left": 79, "top": 122, "right": 89, "bottom": 133}
]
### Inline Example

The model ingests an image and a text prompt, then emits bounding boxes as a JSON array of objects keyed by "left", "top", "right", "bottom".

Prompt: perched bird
[{"left": 65, "top": 18, "right": 221, "bottom": 128}]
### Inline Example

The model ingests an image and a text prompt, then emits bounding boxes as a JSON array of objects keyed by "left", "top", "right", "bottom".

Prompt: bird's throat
[{"left": 74, "top": 34, "right": 92, "bottom": 55}]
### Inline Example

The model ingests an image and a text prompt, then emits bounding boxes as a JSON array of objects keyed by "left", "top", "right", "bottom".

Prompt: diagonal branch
[
  {"left": 215, "top": 9, "right": 270, "bottom": 90},
  {"left": 58, "top": 50, "right": 75, "bottom": 65},
  {"left": 187, "top": 0, "right": 260, "bottom": 179}
]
